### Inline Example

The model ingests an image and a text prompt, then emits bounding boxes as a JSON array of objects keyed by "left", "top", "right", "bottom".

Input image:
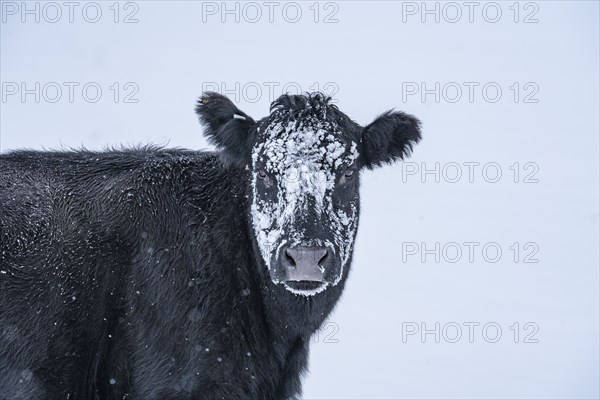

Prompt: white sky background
[{"left": 1, "top": 1, "right": 599, "bottom": 398}]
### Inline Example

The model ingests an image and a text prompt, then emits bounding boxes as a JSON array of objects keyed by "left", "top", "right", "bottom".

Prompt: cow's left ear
[
  {"left": 195, "top": 92, "right": 256, "bottom": 165},
  {"left": 360, "top": 110, "right": 422, "bottom": 169}
]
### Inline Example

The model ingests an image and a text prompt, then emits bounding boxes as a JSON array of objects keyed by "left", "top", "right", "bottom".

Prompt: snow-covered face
[{"left": 250, "top": 111, "right": 360, "bottom": 296}]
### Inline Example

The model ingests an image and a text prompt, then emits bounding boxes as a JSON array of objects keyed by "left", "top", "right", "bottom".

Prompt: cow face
[
  {"left": 250, "top": 103, "right": 360, "bottom": 296},
  {"left": 196, "top": 92, "right": 421, "bottom": 296}
]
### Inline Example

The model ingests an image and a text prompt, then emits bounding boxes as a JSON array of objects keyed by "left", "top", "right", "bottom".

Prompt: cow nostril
[
  {"left": 284, "top": 248, "right": 297, "bottom": 267},
  {"left": 318, "top": 250, "right": 329, "bottom": 265}
]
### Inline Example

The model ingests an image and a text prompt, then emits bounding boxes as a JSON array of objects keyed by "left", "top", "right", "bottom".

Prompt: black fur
[
  {"left": 195, "top": 92, "right": 256, "bottom": 165},
  {"left": 361, "top": 110, "right": 422, "bottom": 169},
  {"left": 0, "top": 93, "right": 421, "bottom": 399}
]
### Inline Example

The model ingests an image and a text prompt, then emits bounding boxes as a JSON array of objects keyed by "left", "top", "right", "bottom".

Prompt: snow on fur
[{"left": 250, "top": 107, "right": 359, "bottom": 296}]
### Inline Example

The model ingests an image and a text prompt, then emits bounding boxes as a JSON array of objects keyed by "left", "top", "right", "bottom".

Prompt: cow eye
[
  {"left": 338, "top": 166, "right": 357, "bottom": 186},
  {"left": 257, "top": 169, "right": 274, "bottom": 187},
  {"left": 257, "top": 169, "right": 268, "bottom": 179}
]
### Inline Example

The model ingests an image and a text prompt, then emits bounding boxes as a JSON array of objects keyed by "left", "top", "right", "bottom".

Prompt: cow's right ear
[{"left": 195, "top": 92, "right": 256, "bottom": 165}]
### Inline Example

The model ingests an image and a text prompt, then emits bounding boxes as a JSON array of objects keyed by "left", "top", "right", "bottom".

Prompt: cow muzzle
[{"left": 279, "top": 245, "right": 333, "bottom": 286}]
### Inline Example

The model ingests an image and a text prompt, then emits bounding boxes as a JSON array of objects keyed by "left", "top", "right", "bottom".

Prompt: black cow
[{"left": 0, "top": 92, "right": 421, "bottom": 399}]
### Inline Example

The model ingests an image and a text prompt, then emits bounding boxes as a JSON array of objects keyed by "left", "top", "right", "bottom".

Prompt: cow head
[{"left": 196, "top": 92, "right": 421, "bottom": 296}]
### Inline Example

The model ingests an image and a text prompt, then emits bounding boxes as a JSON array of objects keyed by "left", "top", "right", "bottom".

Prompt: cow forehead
[{"left": 252, "top": 117, "right": 358, "bottom": 174}]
